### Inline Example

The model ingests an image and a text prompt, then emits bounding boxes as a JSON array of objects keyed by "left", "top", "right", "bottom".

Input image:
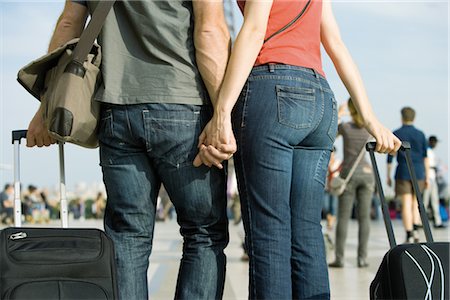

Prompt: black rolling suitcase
[
  {"left": 367, "top": 142, "right": 449, "bottom": 300},
  {"left": 0, "top": 130, "right": 118, "bottom": 299}
]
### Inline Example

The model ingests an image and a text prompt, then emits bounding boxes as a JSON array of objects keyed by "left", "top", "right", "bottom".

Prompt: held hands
[
  {"left": 193, "top": 112, "right": 237, "bottom": 169},
  {"left": 26, "top": 107, "right": 56, "bottom": 147}
]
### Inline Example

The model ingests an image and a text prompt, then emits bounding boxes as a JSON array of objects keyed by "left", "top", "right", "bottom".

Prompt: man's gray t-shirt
[
  {"left": 75, "top": 1, "right": 207, "bottom": 105},
  {"left": 338, "top": 122, "right": 371, "bottom": 178}
]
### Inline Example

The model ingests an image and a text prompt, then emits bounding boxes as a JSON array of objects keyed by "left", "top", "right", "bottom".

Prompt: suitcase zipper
[{"left": 9, "top": 232, "right": 27, "bottom": 240}]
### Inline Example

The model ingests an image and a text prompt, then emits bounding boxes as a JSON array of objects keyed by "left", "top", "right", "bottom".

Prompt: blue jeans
[
  {"left": 98, "top": 103, "right": 229, "bottom": 300},
  {"left": 232, "top": 65, "right": 337, "bottom": 300},
  {"left": 323, "top": 192, "right": 337, "bottom": 217}
]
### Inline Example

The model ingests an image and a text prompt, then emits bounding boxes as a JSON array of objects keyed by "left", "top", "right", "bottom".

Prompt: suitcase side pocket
[
  {"left": 6, "top": 280, "right": 108, "bottom": 300},
  {"left": 6, "top": 229, "right": 103, "bottom": 264}
]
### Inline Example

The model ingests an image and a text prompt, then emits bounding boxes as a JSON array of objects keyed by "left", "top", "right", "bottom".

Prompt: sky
[{"left": 0, "top": 0, "right": 449, "bottom": 196}]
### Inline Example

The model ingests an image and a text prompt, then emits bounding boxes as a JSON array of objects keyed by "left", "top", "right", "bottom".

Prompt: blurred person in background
[
  {"left": 328, "top": 99, "right": 375, "bottom": 269},
  {"left": 387, "top": 107, "right": 429, "bottom": 243},
  {"left": 0, "top": 184, "right": 14, "bottom": 225},
  {"left": 423, "top": 136, "right": 446, "bottom": 228}
]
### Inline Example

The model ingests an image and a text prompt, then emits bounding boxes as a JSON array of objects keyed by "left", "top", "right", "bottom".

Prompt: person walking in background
[
  {"left": 328, "top": 99, "right": 375, "bottom": 268},
  {"left": 387, "top": 107, "right": 430, "bottom": 243},
  {"left": 194, "top": 0, "right": 401, "bottom": 298},
  {"left": 25, "top": 1, "right": 232, "bottom": 299},
  {"left": 0, "top": 184, "right": 14, "bottom": 225},
  {"left": 423, "top": 136, "right": 446, "bottom": 228}
]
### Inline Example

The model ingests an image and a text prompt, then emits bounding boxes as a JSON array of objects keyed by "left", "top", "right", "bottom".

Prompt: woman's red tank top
[{"left": 237, "top": 0, "right": 324, "bottom": 76}]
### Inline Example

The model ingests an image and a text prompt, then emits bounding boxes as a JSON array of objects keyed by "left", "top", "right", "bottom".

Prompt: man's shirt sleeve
[{"left": 72, "top": 0, "right": 87, "bottom": 6}]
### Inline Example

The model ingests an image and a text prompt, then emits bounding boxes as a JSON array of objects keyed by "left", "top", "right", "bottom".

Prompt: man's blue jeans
[
  {"left": 98, "top": 103, "right": 229, "bottom": 300},
  {"left": 232, "top": 65, "right": 337, "bottom": 299}
]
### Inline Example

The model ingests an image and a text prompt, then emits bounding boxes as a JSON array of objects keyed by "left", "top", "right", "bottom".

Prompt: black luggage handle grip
[
  {"left": 366, "top": 141, "right": 411, "bottom": 152},
  {"left": 12, "top": 130, "right": 28, "bottom": 144}
]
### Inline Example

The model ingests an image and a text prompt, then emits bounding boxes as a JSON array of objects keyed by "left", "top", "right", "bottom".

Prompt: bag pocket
[
  {"left": 7, "top": 280, "right": 108, "bottom": 300},
  {"left": 276, "top": 85, "right": 315, "bottom": 129}
]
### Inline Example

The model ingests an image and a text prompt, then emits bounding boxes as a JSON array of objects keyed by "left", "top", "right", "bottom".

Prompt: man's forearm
[
  {"left": 48, "top": 1, "right": 88, "bottom": 52},
  {"left": 194, "top": 24, "right": 231, "bottom": 106}
]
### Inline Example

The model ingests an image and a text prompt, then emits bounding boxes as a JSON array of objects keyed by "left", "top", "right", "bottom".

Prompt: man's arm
[
  {"left": 192, "top": 0, "right": 231, "bottom": 106},
  {"left": 27, "top": 1, "right": 88, "bottom": 147}
]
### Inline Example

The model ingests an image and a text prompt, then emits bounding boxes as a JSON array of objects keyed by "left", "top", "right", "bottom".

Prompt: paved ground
[{"left": 2, "top": 217, "right": 448, "bottom": 299}]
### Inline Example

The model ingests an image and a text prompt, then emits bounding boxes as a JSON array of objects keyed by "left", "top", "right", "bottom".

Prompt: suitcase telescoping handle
[
  {"left": 11, "top": 130, "right": 69, "bottom": 228},
  {"left": 366, "top": 141, "right": 434, "bottom": 249}
]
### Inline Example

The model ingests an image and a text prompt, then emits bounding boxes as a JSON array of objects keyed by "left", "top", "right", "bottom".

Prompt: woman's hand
[
  {"left": 193, "top": 112, "right": 237, "bottom": 168},
  {"left": 364, "top": 117, "right": 401, "bottom": 155}
]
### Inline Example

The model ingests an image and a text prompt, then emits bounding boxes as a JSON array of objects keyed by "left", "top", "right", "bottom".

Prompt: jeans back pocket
[{"left": 276, "top": 85, "right": 315, "bottom": 129}]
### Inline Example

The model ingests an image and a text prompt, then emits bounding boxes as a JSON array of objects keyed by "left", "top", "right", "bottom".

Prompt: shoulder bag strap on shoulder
[
  {"left": 263, "top": 0, "right": 312, "bottom": 44},
  {"left": 72, "top": 0, "right": 116, "bottom": 64},
  {"left": 343, "top": 137, "right": 372, "bottom": 184}
]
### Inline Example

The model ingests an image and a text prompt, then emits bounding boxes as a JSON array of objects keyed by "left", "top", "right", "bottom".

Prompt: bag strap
[
  {"left": 72, "top": 1, "right": 116, "bottom": 65},
  {"left": 264, "top": 0, "right": 311, "bottom": 44},
  {"left": 343, "top": 137, "right": 372, "bottom": 184}
]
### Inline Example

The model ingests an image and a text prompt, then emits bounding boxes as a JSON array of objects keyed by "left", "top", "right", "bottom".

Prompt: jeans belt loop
[
  {"left": 268, "top": 63, "right": 275, "bottom": 73},
  {"left": 312, "top": 68, "right": 319, "bottom": 78}
]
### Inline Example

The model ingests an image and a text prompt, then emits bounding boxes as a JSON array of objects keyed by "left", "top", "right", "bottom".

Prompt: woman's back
[{"left": 238, "top": 0, "right": 324, "bottom": 75}]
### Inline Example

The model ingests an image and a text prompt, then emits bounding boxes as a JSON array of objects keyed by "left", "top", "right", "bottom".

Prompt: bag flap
[
  {"left": 16, "top": 38, "right": 80, "bottom": 101},
  {"left": 17, "top": 38, "right": 101, "bottom": 101}
]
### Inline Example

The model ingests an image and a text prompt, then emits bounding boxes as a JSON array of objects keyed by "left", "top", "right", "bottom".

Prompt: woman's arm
[
  {"left": 194, "top": 0, "right": 273, "bottom": 168},
  {"left": 213, "top": 0, "right": 273, "bottom": 115},
  {"left": 321, "top": 0, "right": 401, "bottom": 154}
]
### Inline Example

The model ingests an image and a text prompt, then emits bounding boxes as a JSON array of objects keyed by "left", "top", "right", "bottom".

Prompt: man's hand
[{"left": 27, "top": 107, "right": 56, "bottom": 147}]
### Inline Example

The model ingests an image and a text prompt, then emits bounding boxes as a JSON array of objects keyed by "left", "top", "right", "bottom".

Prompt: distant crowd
[{"left": 0, "top": 183, "right": 106, "bottom": 225}]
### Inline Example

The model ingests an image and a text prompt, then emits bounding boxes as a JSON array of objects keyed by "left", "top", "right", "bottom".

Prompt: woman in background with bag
[{"left": 329, "top": 99, "right": 376, "bottom": 268}]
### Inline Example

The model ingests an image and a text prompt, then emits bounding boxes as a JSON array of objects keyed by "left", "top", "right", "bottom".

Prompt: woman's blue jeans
[
  {"left": 98, "top": 103, "right": 229, "bottom": 300},
  {"left": 232, "top": 65, "right": 338, "bottom": 300}
]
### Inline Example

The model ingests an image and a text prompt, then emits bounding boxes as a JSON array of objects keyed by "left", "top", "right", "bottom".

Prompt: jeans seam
[
  {"left": 313, "top": 150, "right": 328, "bottom": 186},
  {"left": 241, "top": 83, "right": 250, "bottom": 128},
  {"left": 237, "top": 122, "right": 257, "bottom": 298},
  {"left": 309, "top": 85, "right": 325, "bottom": 134},
  {"left": 110, "top": 109, "right": 114, "bottom": 137},
  {"left": 327, "top": 98, "right": 338, "bottom": 142},
  {"left": 124, "top": 106, "right": 134, "bottom": 142}
]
